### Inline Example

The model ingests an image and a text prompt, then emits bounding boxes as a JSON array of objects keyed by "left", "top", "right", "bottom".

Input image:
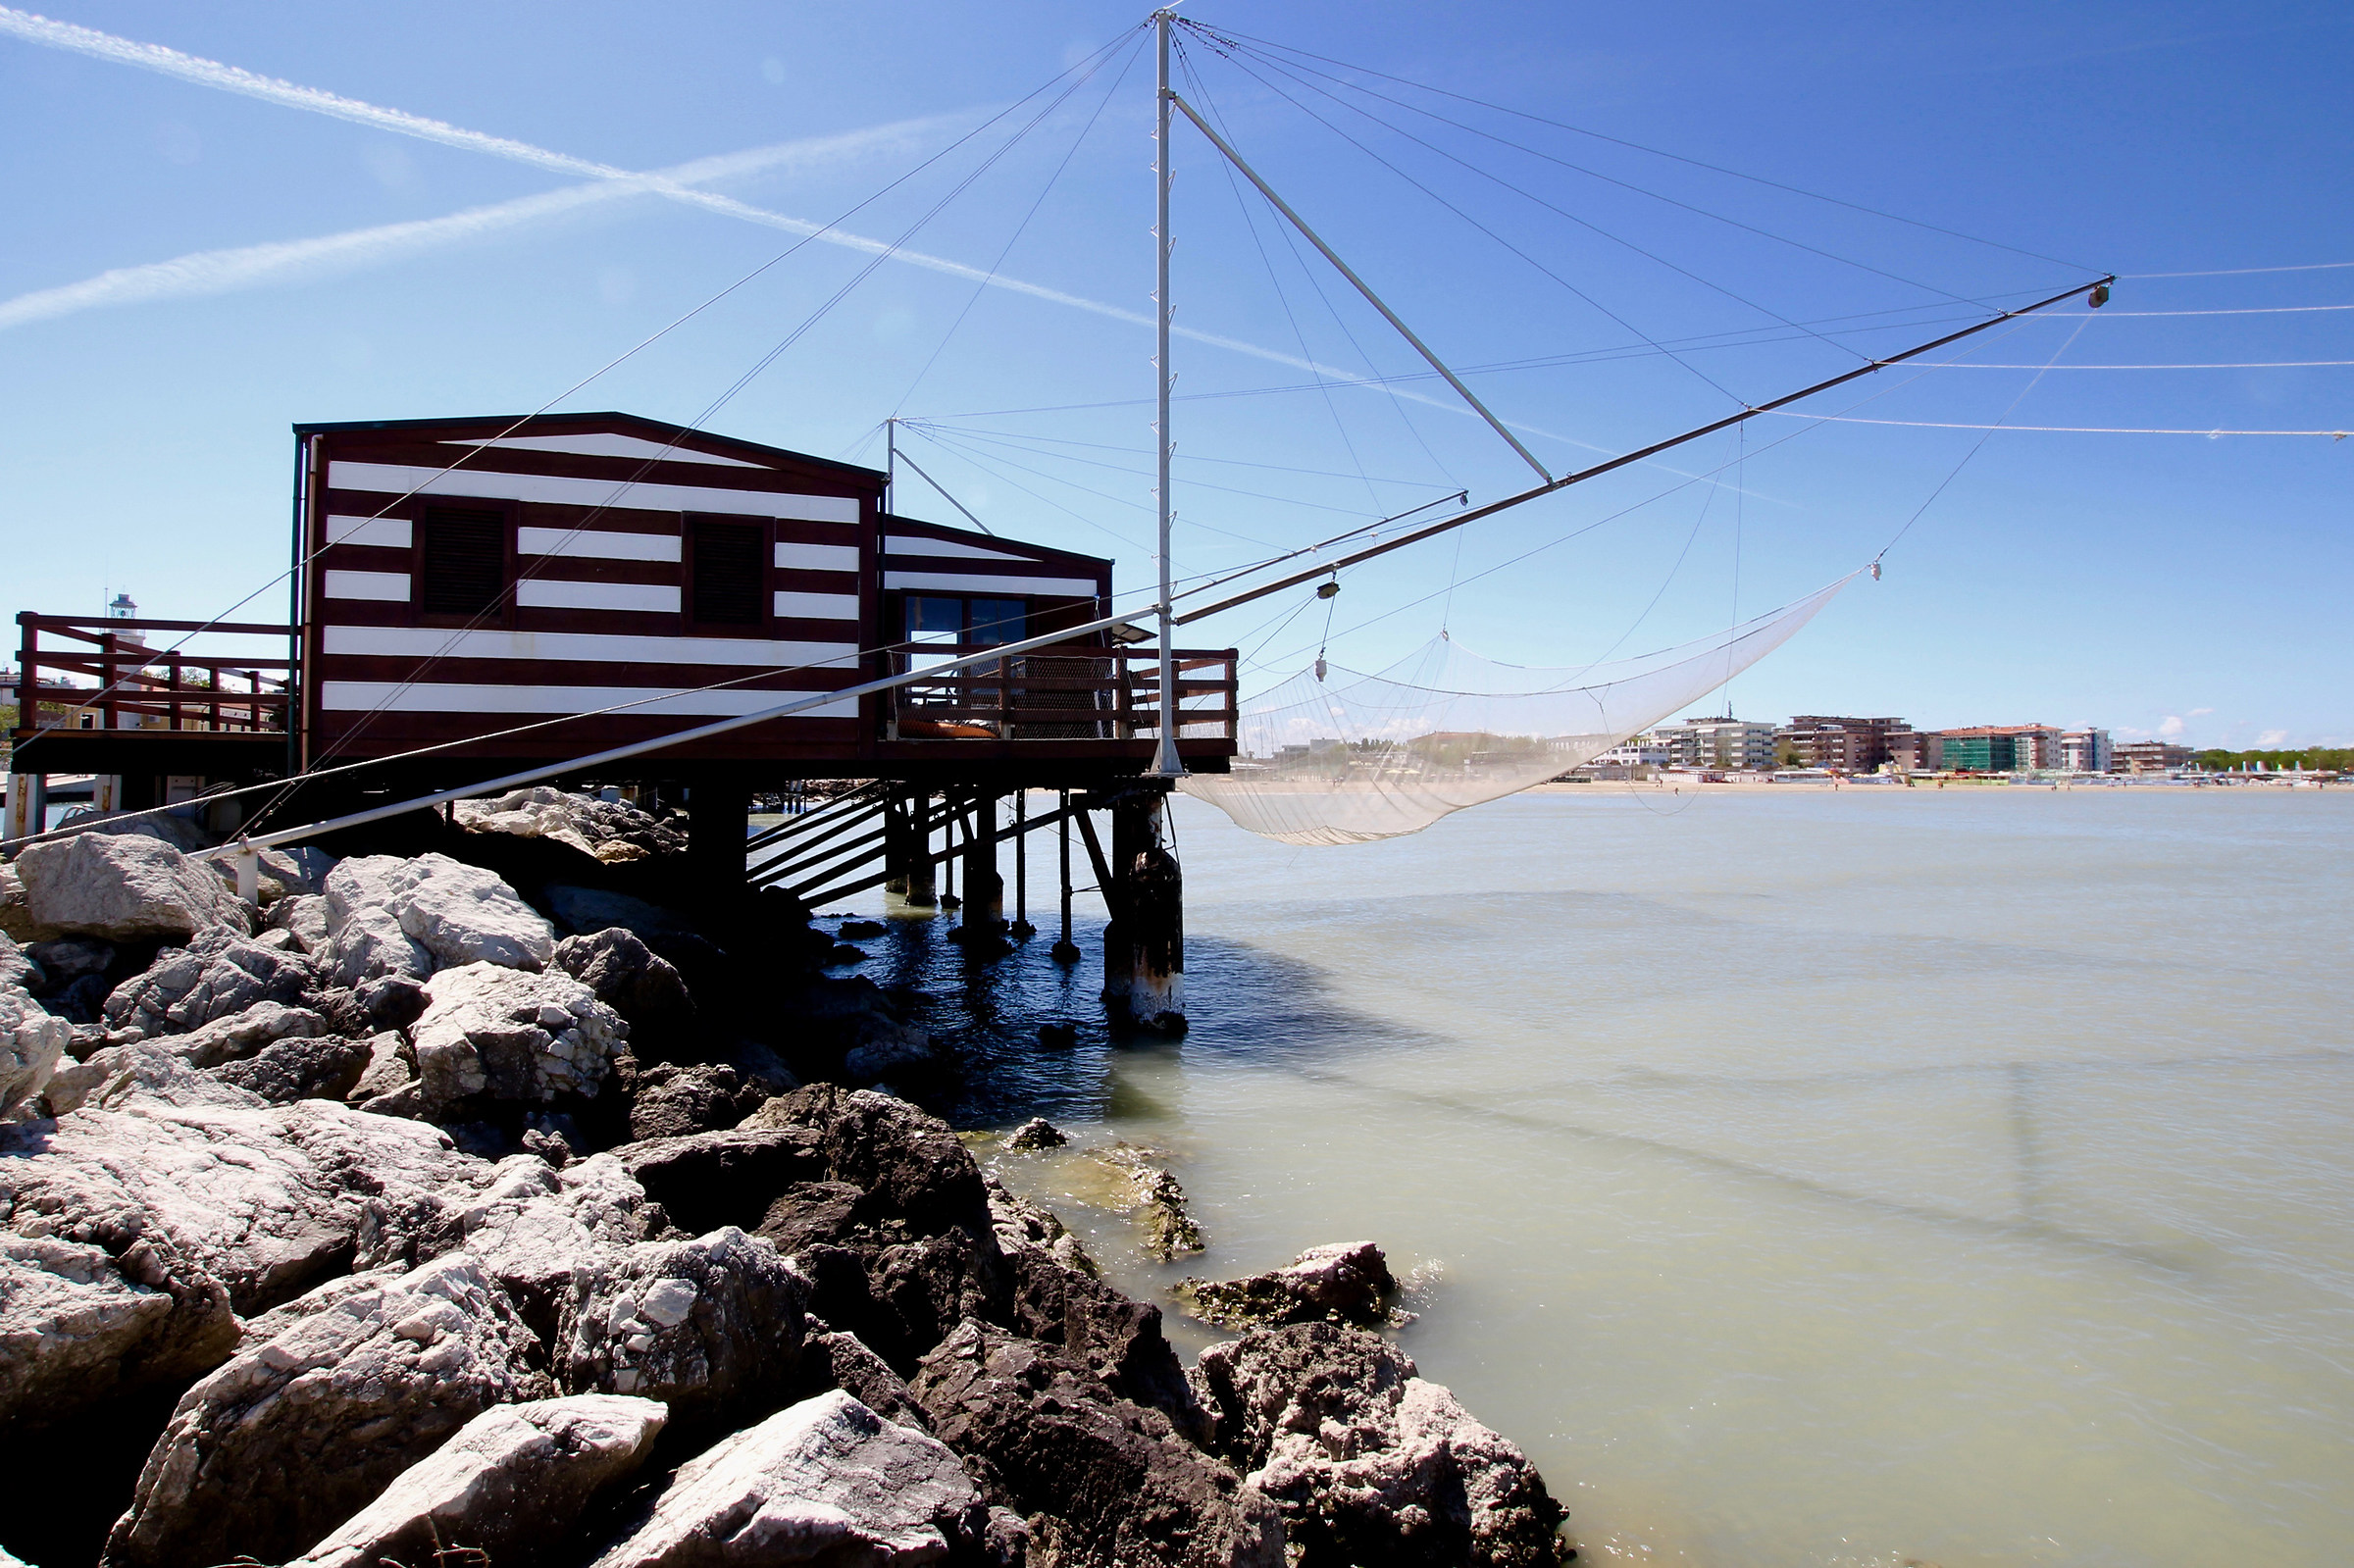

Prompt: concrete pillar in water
[
  {"left": 1103, "top": 788, "right": 1184, "bottom": 1031},
  {"left": 962, "top": 791, "right": 1003, "bottom": 926}
]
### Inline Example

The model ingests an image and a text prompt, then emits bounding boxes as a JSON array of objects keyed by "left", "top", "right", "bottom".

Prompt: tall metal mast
[{"left": 1150, "top": 8, "right": 1184, "bottom": 777}]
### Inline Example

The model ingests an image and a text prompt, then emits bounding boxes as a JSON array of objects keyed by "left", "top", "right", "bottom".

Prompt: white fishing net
[{"left": 1180, "top": 574, "right": 1855, "bottom": 845}]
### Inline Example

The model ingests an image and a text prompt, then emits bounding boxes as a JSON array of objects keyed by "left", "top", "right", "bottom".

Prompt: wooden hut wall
[{"left": 300, "top": 418, "right": 883, "bottom": 764}]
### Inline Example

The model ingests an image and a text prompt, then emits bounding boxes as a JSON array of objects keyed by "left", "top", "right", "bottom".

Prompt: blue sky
[{"left": 2, "top": 1, "right": 2347, "bottom": 746}]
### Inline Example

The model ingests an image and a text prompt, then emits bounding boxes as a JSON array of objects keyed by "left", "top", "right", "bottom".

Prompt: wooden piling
[
  {"left": 1052, "top": 788, "right": 1080, "bottom": 962},
  {"left": 1010, "top": 789, "right": 1035, "bottom": 936}
]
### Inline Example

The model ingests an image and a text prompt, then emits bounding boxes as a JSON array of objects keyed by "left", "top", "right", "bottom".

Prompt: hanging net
[{"left": 1179, "top": 573, "right": 1855, "bottom": 845}]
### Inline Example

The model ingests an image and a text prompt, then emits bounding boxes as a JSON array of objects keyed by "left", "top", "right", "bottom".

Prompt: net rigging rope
[{"left": 1180, "top": 575, "right": 1852, "bottom": 846}]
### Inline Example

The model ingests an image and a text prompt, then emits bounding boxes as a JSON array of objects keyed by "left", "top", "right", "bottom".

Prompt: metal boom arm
[{"left": 1173, "top": 273, "right": 2114, "bottom": 625}]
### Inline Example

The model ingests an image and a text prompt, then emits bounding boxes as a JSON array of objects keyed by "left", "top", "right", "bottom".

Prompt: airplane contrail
[
  {"left": 0, "top": 5, "right": 1671, "bottom": 471},
  {"left": 0, "top": 127, "right": 939, "bottom": 331}
]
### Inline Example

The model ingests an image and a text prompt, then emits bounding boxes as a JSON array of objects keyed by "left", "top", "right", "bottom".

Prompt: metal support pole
[{"left": 1151, "top": 10, "right": 1184, "bottom": 779}]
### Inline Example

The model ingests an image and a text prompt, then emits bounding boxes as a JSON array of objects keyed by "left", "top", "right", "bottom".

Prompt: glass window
[{"left": 968, "top": 598, "right": 1027, "bottom": 645}]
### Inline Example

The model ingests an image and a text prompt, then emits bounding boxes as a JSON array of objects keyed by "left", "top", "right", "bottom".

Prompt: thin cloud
[{"left": 0, "top": 5, "right": 1697, "bottom": 476}]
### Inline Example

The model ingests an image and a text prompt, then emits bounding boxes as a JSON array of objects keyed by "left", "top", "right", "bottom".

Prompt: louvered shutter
[
  {"left": 691, "top": 519, "right": 764, "bottom": 627},
  {"left": 418, "top": 507, "right": 507, "bottom": 617}
]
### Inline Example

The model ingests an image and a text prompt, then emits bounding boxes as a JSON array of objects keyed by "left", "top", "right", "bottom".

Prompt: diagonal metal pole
[
  {"left": 1173, "top": 273, "right": 2115, "bottom": 624},
  {"left": 1169, "top": 90, "right": 1553, "bottom": 483},
  {"left": 894, "top": 447, "right": 997, "bottom": 536}
]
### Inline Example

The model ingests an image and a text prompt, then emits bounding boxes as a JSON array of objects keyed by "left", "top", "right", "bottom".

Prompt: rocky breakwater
[{"left": 0, "top": 801, "right": 1571, "bottom": 1565}]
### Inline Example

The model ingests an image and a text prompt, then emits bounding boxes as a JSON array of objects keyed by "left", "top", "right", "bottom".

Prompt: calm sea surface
[{"left": 829, "top": 786, "right": 2354, "bottom": 1568}]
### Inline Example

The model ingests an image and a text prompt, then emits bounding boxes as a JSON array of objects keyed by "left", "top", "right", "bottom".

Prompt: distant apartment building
[
  {"left": 2060, "top": 728, "right": 2113, "bottom": 774},
  {"left": 2117, "top": 739, "right": 2196, "bottom": 773},
  {"left": 1900, "top": 725, "right": 2064, "bottom": 773},
  {"left": 1776, "top": 714, "right": 1912, "bottom": 772},
  {"left": 1659, "top": 718, "right": 1776, "bottom": 772}
]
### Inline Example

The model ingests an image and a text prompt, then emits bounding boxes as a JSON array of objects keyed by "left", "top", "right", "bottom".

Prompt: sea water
[{"left": 835, "top": 787, "right": 2354, "bottom": 1568}]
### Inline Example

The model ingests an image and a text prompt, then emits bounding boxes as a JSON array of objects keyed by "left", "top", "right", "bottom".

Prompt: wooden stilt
[
  {"left": 941, "top": 795, "right": 960, "bottom": 908},
  {"left": 1052, "top": 788, "right": 1080, "bottom": 962},
  {"left": 1010, "top": 790, "right": 1035, "bottom": 936}
]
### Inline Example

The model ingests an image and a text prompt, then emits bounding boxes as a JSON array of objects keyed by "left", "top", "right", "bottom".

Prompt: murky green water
[{"left": 829, "top": 787, "right": 2354, "bottom": 1568}]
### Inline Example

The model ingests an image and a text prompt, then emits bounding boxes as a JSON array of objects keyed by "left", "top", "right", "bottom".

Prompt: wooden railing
[
  {"left": 12, "top": 614, "right": 294, "bottom": 738},
  {"left": 888, "top": 640, "right": 1238, "bottom": 741}
]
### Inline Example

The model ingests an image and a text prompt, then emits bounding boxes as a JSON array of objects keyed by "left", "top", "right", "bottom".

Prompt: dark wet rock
[
  {"left": 627, "top": 1061, "right": 764, "bottom": 1141},
  {"left": 523, "top": 1124, "right": 575, "bottom": 1166},
  {"left": 554, "top": 927, "right": 694, "bottom": 1038},
  {"left": 1192, "top": 1322, "right": 1568, "bottom": 1568},
  {"left": 100, "top": 927, "right": 315, "bottom": 1037},
  {"left": 617, "top": 1126, "right": 829, "bottom": 1236},
  {"left": 1177, "top": 1240, "right": 1399, "bottom": 1332},
  {"left": 25, "top": 936, "right": 112, "bottom": 992},
  {"left": 836, "top": 919, "right": 887, "bottom": 940},
  {"left": 743, "top": 1085, "right": 992, "bottom": 1239},
  {"left": 291, "top": 1393, "right": 668, "bottom": 1568},
  {"left": 754, "top": 1179, "right": 874, "bottom": 1256},
  {"left": 1006, "top": 1116, "right": 1067, "bottom": 1150},
  {"left": 1038, "top": 1020, "right": 1080, "bottom": 1048},
  {"left": 355, "top": 971, "right": 431, "bottom": 1032},
  {"left": 545, "top": 885, "right": 699, "bottom": 944},
  {"left": 211, "top": 1031, "right": 374, "bottom": 1105},
  {"left": 826, "top": 942, "right": 868, "bottom": 966},
  {"left": 46, "top": 972, "right": 114, "bottom": 1027},
  {"left": 910, "top": 1319, "right": 1284, "bottom": 1568},
  {"left": 103, "top": 1254, "right": 550, "bottom": 1568},
  {"left": 585, "top": 1390, "right": 974, "bottom": 1568},
  {"left": 554, "top": 1226, "right": 807, "bottom": 1426},
  {"left": 796, "top": 1326, "right": 928, "bottom": 1430},
  {"left": 987, "top": 1178, "right": 1204, "bottom": 1443}
]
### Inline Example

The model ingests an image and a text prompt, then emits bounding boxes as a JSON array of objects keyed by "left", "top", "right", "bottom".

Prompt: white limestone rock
[
  {"left": 588, "top": 1390, "right": 975, "bottom": 1568},
  {"left": 100, "top": 930, "right": 316, "bottom": 1037},
  {"left": 292, "top": 1393, "right": 669, "bottom": 1568},
  {"left": 104, "top": 1253, "right": 551, "bottom": 1568},
  {"left": 409, "top": 962, "right": 625, "bottom": 1114},
  {"left": 0, "top": 984, "right": 70, "bottom": 1119},
  {"left": 556, "top": 1226, "right": 807, "bottom": 1421},
  {"left": 139, "top": 998, "right": 326, "bottom": 1069},
  {"left": 0, "top": 934, "right": 36, "bottom": 992},
  {"left": 0, "top": 1072, "right": 491, "bottom": 1428},
  {"left": 11, "top": 831, "right": 248, "bottom": 943},
  {"left": 324, "top": 853, "right": 554, "bottom": 988},
  {"left": 266, "top": 891, "right": 333, "bottom": 955},
  {"left": 457, "top": 786, "right": 686, "bottom": 865},
  {"left": 0, "top": 1230, "right": 238, "bottom": 1430}
]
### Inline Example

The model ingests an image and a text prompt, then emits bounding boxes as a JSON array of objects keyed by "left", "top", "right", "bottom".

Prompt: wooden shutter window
[
  {"left": 691, "top": 519, "right": 764, "bottom": 628},
  {"left": 418, "top": 507, "right": 507, "bottom": 618}
]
